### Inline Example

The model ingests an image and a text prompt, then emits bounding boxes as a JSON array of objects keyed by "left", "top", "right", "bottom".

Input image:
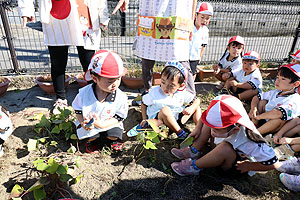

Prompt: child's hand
[
  {"left": 140, "top": 120, "right": 148, "bottom": 127},
  {"left": 212, "top": 64, "right": 220, "bottom": 73},
  {"left": 100, "top": 23, "right": 107, "bottom": 31},
  {"left": 236, "top": 160, "right": 252, "bottom": 173},
  {"left": 273, "top": 134, "right": 282, "bottom": 144},
  {"left": 279, "top": 137, "right": 292, "bottom": 145},
  {"left": 222, "top": 72, "right": 230, "bottom": 80},
  {"left": 254, "top": 114, "right": 262, "bottom": 121},
  {"left": 249, "top": 107, "right": 258, "bottom": 119},
  {"left": 81, "top": 117, "right": 94, "bottom": 131},
  {"left": 182, "top": 107, "right": 193, "bottom": 115}
]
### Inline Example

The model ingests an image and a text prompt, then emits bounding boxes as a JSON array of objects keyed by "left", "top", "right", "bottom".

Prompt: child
[
  {"left": 222, "top": 51, "right": 262, "bottom": 101},
  {"left": 189, "top": 2, "right": 213, "bottom": 79},
  {"left": 128, "top": 62, "right": 201, "bottom": 139},
  {"left": 249, "top": 64, "right": 300, "bottom": 136},
  {"left": 273, "top": 116, "right": 300, "bottom": 156},
  {"left": 72, "top": 50, "right": 128, "bottom": 152},
  {"left": 212, "top": 35, "right": 244, "bottom": 88},
  {"left": 275, "top": 157, "right": 300, "bottom": 192},
  {"left": 170, "top": 95, "right": 278, "bottom": 176},
  {"left": 0, "top": 105, "right": 13, "bottom": 157}
]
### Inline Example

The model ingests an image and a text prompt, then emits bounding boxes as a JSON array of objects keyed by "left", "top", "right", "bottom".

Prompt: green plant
[
  {"left": 259, "top": 62, "right": 279, "bottom": 69},
  {"left": 34, "top": 108, "right": 77, "bottom": 141},
  {"left": 126, "top": 68, "right": 143, "bottom": 78},
  {"left": 9, "top": 157, "right": 82, "bottom": 200}
]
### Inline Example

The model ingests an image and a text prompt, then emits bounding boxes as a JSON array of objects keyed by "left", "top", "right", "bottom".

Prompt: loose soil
[{"left": 0, "top": 76, "right": 299, "bottom": 200}]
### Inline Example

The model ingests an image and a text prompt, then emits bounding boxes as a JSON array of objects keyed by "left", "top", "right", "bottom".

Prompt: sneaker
[
  {"left": 51, "top": 99, "right": 68, "bottom": 115},
  {"left": 0, "top": 144, "right": 3, "bottom": 157},
  {"left": 85, "top": 141, "right": 100, "bottom": 153},
  {"left": 171, "top": 158, "right": 201, "bottom": 176},
  {"left": 171, "top": 146, "right": 201, "bottom": 160},
  {"left": 127, "top": 124, "right": 144, "bottom": 137},
  {"left": 274, "top": 144, "right": 295, "bottom": 161},
  {"left": 277, "top": 157, "right": 300, "bottom": 174},
  {"left": 279, "top": 173, "right": 300, "bottom": 192},
  {"left": 111, "top": 141, "right": 124, "bottom": 151}
]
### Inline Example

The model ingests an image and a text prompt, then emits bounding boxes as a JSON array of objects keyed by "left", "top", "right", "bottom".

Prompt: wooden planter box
[{"left": 198, "top": 69, "right": 214, "bottom": 82}]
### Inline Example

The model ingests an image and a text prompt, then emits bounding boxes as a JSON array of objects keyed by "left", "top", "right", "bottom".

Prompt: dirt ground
[{"left": 0, "top": 76, "right": 300, "bottom": 200}]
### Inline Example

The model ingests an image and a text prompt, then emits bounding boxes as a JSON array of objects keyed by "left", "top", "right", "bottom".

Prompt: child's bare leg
[
  {"left": 192, "top": 124, "right": 212, "bottom": 151},
  {"left": 192, "top": 107, "right": 201, "bottom": 125},
  {"left": 283, "top": 125, "right": 300, "bottom": 137},
  {"left": 252, "top": 100, "right": 267, "bottom": 126},
  {"left": 239, "top": 89, "right": 258, "bottom": 101},
  {"left": 258, "top": 119, "right": 286, "bottom": 135},
  {"left": 195, "top": 142, "right": 236, "bottom": 170},
  {"left": 214, "top": 72, "right": 223, "bottom": 82},
  {"left": 158, "top": 106, "right": 181, "bottom": 133},
  {"left": 290, "top": 144, "right": 300, "bottom": 152}
]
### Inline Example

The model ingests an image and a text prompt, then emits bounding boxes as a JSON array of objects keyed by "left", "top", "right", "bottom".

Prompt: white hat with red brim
[
  {"left": 280, "top": 63, "right": 300, "bottom": 79},
  {"left": 291, "top": 49, "right": 300, "bottom": 61},
  {"left": 228, "top": 35, "right": 245, "bottom": 46},
  {"left": 84, "top": 49, "right": 127, "bottom": 81},
  {"left": 201, "top": 95, "right": 265, "bottom": 142},
  {"left": 196, "top": 2, "right": 213, "bottom": 15},
  {"left": 242, "top": 51, "right": 261, "bottom": 63}
]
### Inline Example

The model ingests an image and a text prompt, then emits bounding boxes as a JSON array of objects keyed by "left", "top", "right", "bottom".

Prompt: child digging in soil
[
  {"left": 221, "top": 51, "right": 262, "bottom": 101},
  {"left": 171, "top": 95, "right": 278, "bottom": 176},
  {"left": 127, "top": 62, "right": 201, "bottom": 139},
  {"left": 72, "top": 50, "right": 128, "bottom": 153},
  {"left": 212, "top": 35, "right": 244, "bottom": 89},
  {"left": 0, "top": 105, "right": 13, "bottom": 157},
  {"left": 249, "top": 64, "right": 300, "bottom": 136}
]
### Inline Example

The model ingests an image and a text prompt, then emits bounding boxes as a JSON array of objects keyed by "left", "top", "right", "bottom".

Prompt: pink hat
[
  {"left": 228, "top": 35, "right": 245, "bottom": 46},
  {"left": 291, "top": 49, "right": 300, "bottom": 61},
  {"left": 84, "top": 49, "right": 127, "bottom": 81},
  {"left": 201, "top": 95, "right": 265, "bottom": 141},
  {"left": 280, "top": 63, "right": 300, "bottom": 79},
  {"left": 196, "top": 2, "right": 213, "bottom": 15},
  {"left": 242, "top": 51, "right": 260, "bottom": 62}
]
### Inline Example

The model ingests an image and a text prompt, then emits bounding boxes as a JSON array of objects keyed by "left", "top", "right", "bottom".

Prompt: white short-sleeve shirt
[
  {"left": 232, "top": 68, "right": 263, "bottom": 90},
  {"left": 142, "top": 86, "right": 194, "bottom": 120},
  {"left": 219, "top": 52, "right": 243, "bottom": 74},
  {"left": 189, "top": 26, "right": 209, "bottom": 61},
  {"left": 72, "top": 84, "right": 128, "bottom": 139},
  {"left": 260, "top": 89, "right": 300, "bottom": 121}
]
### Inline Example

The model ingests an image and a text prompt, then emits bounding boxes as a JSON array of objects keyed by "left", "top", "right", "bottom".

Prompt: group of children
[{"left": 0, "top": 0, "right": 299, "bottom": 194}]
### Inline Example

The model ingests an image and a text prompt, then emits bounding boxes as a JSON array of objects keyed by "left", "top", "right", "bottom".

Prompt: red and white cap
[
  {"left": 291, "top": 49, "right": 300, "bottom": 61},
  {"left": 228, "top": 35, "right": 245, "bottom": 46},
  {"left": 280, "top": 63, "right": 300, "bottom": 78},
  {"left": 242, "top": 51, "right": 260, "bottom": 62},
  {"left": 196, "top": 2, "right": 213, "bottom": 15},
  {"left": 201, "top": 95, "right": 265, "bottom": 141},
  {"left": 84, "top": 49, "right": 127, "bottom": 81}
]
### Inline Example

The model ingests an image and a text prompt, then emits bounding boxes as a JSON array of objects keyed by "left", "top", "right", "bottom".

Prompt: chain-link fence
[{"left": 0, "top": 0, "right": 300, "bottom": 74}]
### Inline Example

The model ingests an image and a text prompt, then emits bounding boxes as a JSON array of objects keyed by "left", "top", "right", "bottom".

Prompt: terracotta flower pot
[
  {"left": 0, "top": 77, "right": 10, "bottom": 97},
  {"left": 260, "top": 68, "right": 278, "bottom": 79},
  {"left": 122, "top": 76, "right": 144, "bottom": 89},
  {"left": 35, "top": 74, "right": 71, "bottom": 95},
  {"left": 198, "top": 69, "right": 214, "bottom": 82},
  {"left": 74, "top": 74, "right": 88, "bottom": 88},
  {"left": 152, "top": 72, "right": 161, "bottom": 85}
]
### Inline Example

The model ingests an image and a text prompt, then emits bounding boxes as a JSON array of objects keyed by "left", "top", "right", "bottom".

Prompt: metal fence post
[
  {"left": 0, "top": 1, "right": 19, "bottom": 73},
  {"left": 288, "top": 20, "right": 300, "bottom": 62}
]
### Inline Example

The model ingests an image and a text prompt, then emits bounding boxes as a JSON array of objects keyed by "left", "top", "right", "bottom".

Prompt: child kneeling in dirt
[
  {"left": 249, "top": 64, "right": 300, "bottom": 136},
  {"left": 72, "top": 50, "right": 128, "bottom": 153},
  {"left": 128, "top": 62, "right": 201, "bottom": 139},
  {"left": 222, "top": 51, "right": 262, "bottom": 101},
  {"left": 0, "top": 105, "right": 13, "bottom": 157},
  {"left": 170, "top": 95, "right": 278, "bottom": 176}
]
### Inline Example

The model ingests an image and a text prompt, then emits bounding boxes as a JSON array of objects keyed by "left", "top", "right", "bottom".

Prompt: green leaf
[
  {"left": 63, "top": 108, "right": 72, "bottom": 117},
  {"left": 33, "top": 188, "right": 46, "bottom": 200},
  {"left": 51, "top": 125, "right": 60, "bottom": 134},
  {"left": 12, "top": 198, "right": 22, "bottom": 200},
  {"left": 10, "top": 184, "right": 24, "bottom": 198},
  {"left": 147, "top": 119, "right": 160, "bottom": 133},
  {"left": 36, "top": 163, "right": 49, "bottom": 171},
  {"left": 46, "top": 158, "right": 59, "bottom": 174},
  {"left": 74, "top": 174, "right": 82, "bottom": 184},
  {"left": 34, "top": 127, "right": 43, "bottom": 134},
  {"left": 27, "top": 180, "right": 44, "bottom": 192},
  {"left": 33, "top": 159, "right": 44, "bottom": 168},
  {"left": 52, "top": 119, "right": 63, "bottom": 124},
  {"left": 37, "top": 116, "right": 51, "bottom": 128},
  {"left": 56, "top": 165, "right": 67, "bottom": 175},
  {"left": 38, "top": 138, "right": 47, "bottom": 143},
  {"left": 146, "top": 131, "right": 158, "bottom": 140},
  {"left": 61, "top": 122, "right": 72, "bottom": 130},
  {"left": 50, "top": 141, "right": 58, "bottom": 146},
  {"left": 60, "top": 174, "right": 73, "bottom": 182},
  {"left": 162, "top": 163, "right": 167, "bottom": 171},
  {"left": 70, "top": 134, "right": 78, "bottom": 140},
  {"left": 179, "top": 136, "right": 194, "bottom": 149},
  {"left": 144, "top": 141, "right": 157, "bottom": 150},
  {"left": 75, "top": 157, "right": 82, "bottom": 168},
  {"left": 27, "top": 139, "right": 37, "bottom": 151},
  {"left": 67, "top": 146, "right": 77, "bottom": 154},
  {"left": 151, "top": 136, "right": 160, "bottom": 144}
]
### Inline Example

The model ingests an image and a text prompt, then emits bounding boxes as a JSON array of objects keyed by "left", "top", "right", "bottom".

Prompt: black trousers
[{"left": 48, "top": 46, "right": 95, "bottom": 100}]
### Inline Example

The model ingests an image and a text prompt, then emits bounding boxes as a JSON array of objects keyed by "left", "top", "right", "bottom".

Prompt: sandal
[{"left": 111, "top": 141, "right": 124, "bottom": 151}]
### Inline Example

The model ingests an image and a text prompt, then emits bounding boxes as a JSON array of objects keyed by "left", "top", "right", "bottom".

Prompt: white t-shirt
[
  {"left": 142, "top": 86, "right": 194, "bottom": 120},
  {"left": 219, "top": 52, "right": 242, "bottom": 74},
  {"left": 189, "top": 26, "right": 209, "bottom": 61},
  {"left": 0, "top": 106, "right": 13, "bottom": 141},
  {"left": 215, "top": 126, "right": 276, "bottom": 163},
  {"left": 232, "top": 68, "right": 263, "bottom": 90},
  {"left": 259, "top": 89, "right": 300, "bottom": 121},
  {"left": 72, "top": 84, "right": 128, "bottom": 139}
]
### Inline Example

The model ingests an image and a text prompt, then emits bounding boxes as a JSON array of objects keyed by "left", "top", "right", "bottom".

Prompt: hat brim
[
  {"left": 291, "top": 55, "right": 300, "bottom": 61},
  {"left": 84, "top": 68, "right": 127, "bottom": 81}
]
